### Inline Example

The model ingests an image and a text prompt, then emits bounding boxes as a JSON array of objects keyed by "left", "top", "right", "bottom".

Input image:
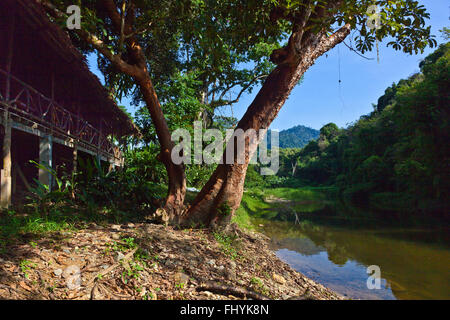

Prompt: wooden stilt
[
  {"left": 1, "top": 10, "right": 15, "bottom": 208},
  {"left": 39, "top": 135, "right": 53, "bottom": 190},
  {"left": 72, "top": 139, "right": 78, "bottom": 174},
  {"left": 1, "top": 115, "right": 12, "bottom": 208}
]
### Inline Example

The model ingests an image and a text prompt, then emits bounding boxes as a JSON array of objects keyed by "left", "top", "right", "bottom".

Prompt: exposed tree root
[
  {"left": 196, "top": 281, "right": 270, "bottom": 300},
  {"left": 91, "top": 280, "right": 132, "bottom": 300}
]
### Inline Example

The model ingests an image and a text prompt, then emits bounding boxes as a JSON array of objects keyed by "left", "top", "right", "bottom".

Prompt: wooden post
[
  {"left": 72, "top": 139, "right": 78, "bottom": 174},
  {"left": 2, "top": 12, "right": 15, "bottom": 207},
  {"left": 39, "top": 135, "right": 53, "bottom": 190},
  {"left": 1, "top": 114, "right": 12, "bottom": 208}
]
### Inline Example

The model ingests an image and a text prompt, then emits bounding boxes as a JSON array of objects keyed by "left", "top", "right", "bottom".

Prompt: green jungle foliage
[{"left": 247, "top": 41, "right": 449, "bottom": 217}]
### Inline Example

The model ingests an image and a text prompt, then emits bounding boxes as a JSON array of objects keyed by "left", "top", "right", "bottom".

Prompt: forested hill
[{"left": 267, "top": 125, "right": 319, "bottom": 149}]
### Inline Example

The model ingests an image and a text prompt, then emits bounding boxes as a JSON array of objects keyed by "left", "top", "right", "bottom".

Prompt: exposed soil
[{"left": 0, "top": 222, "right": 342, "bottom": 300}]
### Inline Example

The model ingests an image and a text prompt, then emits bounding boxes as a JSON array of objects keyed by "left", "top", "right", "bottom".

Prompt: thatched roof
[{"left": 10, "top": 0, "right": 140, "bottom": 138}]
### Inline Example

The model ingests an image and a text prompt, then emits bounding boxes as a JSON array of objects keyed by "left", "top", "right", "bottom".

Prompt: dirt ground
[{"left": 0, "top": 222, "right": 342, "bottom": 300}]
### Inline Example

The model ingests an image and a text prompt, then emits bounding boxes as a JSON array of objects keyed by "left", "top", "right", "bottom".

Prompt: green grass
[
  {"left": 19, "top": 259, "right": 37, "bottom": 279},
  {"left": 264, "top": 187, "right": 333, "bottom": 202},
  {"left": 0, "top": 210, "right": 76, "bottom": 241},
  {"left": 232, "top": 206, "right": 255, "bottom": 230},
  {"left": 233, "top": 186, "right": 335, "bottom": 230},
  {"left": 233, "top": 191, "right": 270, "bottom": 230},
  {"left": 213, "top": 231, "right": 240, "bottom": 260},
  {"left": 250, "top": 276, "right": 269, "bottom": 296},
  {"left": 0, "top": 208, "right": 101, "bottom": 254}
]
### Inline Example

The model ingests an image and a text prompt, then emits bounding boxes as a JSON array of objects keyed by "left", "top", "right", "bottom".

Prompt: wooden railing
[{"left": 0, "top": 68, "right": 121, "bottom": 161}]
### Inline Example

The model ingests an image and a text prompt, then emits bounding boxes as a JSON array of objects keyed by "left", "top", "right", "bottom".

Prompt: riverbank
[
  {"left": 0, "top": 220, "right": 342, "bottom": 300},
  {"left": 234, "top": 187, "right": 334, "bottom": 229},
  {"left": 235, "top": 187, "right": 450, "bottom": 300}
]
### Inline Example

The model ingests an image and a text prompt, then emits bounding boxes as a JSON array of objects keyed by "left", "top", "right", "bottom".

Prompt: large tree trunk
[
  {"left": 180, "top": 24, "right": 351, "bottom": 228},
  {"left": 136, "top": 74, "right": 186, "bottom": 219},
  {"left": 181, "top": 63, "right": 301, "bottom": 228},
  {"left": 100, "top": 0, "right": 187, "bottom": 219}
]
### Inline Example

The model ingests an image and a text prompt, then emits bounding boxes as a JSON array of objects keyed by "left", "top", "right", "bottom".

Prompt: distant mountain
[{"left": 266, "top": 125, "right": 319, "bottom": 149}]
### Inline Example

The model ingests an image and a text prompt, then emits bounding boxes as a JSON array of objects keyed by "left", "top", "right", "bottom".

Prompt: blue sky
[{"left": 88, "top": 0, "right": 449, "bottom": 131}]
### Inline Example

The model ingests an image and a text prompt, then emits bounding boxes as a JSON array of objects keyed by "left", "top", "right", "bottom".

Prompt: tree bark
[
  {"left": 181, "top": 24, "right": 351, "bottom": 228},
  {"left": 135, "top": 74, "right": 186, "bottom": 219}
]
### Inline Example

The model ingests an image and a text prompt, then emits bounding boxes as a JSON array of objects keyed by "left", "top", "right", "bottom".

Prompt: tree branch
[
  {"left": 38, "top": 0, "right": 143, "bottom": 78},
  {"left": 118, "top": 1, "right": 126, "bottom": 52},
  {"left": 210, "top": 74, "right": 268, "bottom": 109},
  {"left": 99, "top": 0, "right": 146, "bottom": 68},
  {"left": 314, "top": 23, "right": 352, "bottom": 56}
]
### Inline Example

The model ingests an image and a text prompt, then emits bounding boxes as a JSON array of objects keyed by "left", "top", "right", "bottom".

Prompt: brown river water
[{"left": 251, "top": 208, "right": 450, "bottom": 300}]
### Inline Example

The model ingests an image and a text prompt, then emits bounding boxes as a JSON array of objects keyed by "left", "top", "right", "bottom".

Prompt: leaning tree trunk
[
  {"left": 136, "top": 74, "right": 186, "bottom": 220},
  {"left": 180, "top": 25, "right": 351, "bottom": 228}
]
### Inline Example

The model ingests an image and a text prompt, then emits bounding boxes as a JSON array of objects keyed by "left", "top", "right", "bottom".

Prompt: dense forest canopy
[
  {"left": 266, "top": 125, "right": 319, "bottom": 149},
  {"left": 260, "top": 39, "right": 449, "bottom": 217}
]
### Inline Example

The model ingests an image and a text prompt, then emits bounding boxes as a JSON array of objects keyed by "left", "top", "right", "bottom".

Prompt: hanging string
[
  {"left": 376, "top": 38, "right": 380, "bottom": 64},
  {"left": 337, "top": 45, "right": 346, "bottom": 114},
  {"left": 338, "top": 45, "right": 341, "bottom": 84}
]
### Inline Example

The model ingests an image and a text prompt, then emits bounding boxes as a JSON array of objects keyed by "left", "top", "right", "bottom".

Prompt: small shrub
[{"left": 213, "top": 231, "right": 239, "bottom": 260}]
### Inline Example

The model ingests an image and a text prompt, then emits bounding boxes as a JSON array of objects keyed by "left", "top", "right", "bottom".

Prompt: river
[{"left": 249, "top": 202, "right": 450, "bottom": 300}]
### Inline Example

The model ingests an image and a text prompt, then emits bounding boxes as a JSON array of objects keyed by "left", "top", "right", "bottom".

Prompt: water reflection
[{"left": 253, "top": 213, "right": 450, "bottom": 300}]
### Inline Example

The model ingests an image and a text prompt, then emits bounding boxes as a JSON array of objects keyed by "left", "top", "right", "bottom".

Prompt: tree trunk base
[{"left": 179, "top": 164, "right": 247, "bottom": 228}]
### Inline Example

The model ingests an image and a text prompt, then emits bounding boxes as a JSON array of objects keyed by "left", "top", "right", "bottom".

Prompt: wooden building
[{"left": 0, "top": 0, "right": 139, "bottom": 207}]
